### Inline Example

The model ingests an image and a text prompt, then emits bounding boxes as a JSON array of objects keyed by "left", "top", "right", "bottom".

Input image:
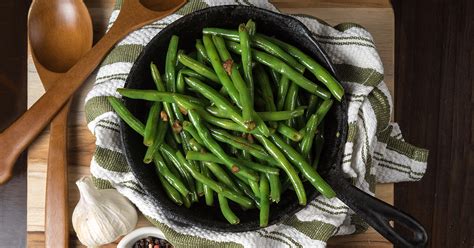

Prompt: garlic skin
[{"left": 72, "top": 176, "right": 138, "bottom": 247}]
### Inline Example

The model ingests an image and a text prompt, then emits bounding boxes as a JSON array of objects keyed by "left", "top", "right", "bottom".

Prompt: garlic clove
[{"left": 72, "top": 177, "right": 138, "bottom": 247}]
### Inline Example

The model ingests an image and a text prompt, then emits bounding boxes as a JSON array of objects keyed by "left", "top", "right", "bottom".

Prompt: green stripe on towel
[
  {"left": 92, "top": 176, "right": 114, "bottom": 190},
  {"left": 85, "top": 96, "right": 114, "bottom": 124},
  {"left": 175, "top": 0, "right": 209, "bottom": 15},
  {"left": 146, "top": 217, "right": 244, "bottom": 248},
  {"left": 95, "top": 146, "right": 130, "bottom": 173},
  {"left": 101, "top": 44, "right": 144, "bottom": 66},
  {"left": 368, "top": 87, "right": 391, "bottom": 133},
  {"left": 334, "top": 64, "right": 384, "bottom": 87},
  {"left": 387, "top": 137, "right": 429, "bottom": 162},
  {"left": 284, "top": 216, "right": 336, "bottom": 241}
]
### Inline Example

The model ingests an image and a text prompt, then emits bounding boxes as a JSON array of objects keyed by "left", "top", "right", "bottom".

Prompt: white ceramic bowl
[{"left": 117, "top": 227, "right": 167, "bottom": 248}]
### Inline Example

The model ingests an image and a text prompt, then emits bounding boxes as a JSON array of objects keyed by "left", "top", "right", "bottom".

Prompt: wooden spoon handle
[
  {"left": 0, "top": 31, "right": 119, "bottom": 184},
  {"left": 45, "top": 100, "right": 71, "bottom": 248}
]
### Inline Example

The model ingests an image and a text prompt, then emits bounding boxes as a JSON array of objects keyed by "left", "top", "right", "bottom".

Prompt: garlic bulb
[{"left": 72, "top": 176, "right": 138, "bottom": 247}]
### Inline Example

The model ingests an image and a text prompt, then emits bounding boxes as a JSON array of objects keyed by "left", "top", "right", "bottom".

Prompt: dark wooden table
[
  {"left": 392, "top": 1, "right": 474, "bottom": 247},
  {"left": 0, "top": 1, "right": 29, "bottom": 247},
  {"left": 0, "top": 0, "right": 472, "bottom": 247}
]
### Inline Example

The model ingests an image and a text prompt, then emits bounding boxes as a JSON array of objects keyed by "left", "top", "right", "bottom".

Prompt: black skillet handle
[{"left": 329, "top": 178, "right": 428, "bottom": 247}]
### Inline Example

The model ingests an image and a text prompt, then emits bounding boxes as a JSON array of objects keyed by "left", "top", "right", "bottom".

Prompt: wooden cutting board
[{"left": 27, "top": 0, "right": 394, "bottom": 247}]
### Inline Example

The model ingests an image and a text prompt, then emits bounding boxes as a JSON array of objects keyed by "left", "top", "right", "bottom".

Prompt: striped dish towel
[{"left": 84, "top": 0, "right": 428, "bottom": 247}]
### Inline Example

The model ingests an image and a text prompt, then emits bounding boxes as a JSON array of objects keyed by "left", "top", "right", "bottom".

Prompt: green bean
[
  {"left": 181, "top": 193, "right": 192, "bottom": 208},
  {"left": 202, "top": 165, "right": 214, "bottom": 206},
  {"left": 175, "top": 96, "right": 255, "bottom": 135},
  {"left": 256, "top": 66, "right": 278, "bottom": 128},
  {"left": 203, "top": 34, "right": 241, "bottom": 106},
  {"left": 177, "top": 68, "right": 209, "bottom": 94},
  {"left": 269, "top": 133, "right": 335, "bottom": 198},
  {"left": 285, "top": 83, "right": 299, "bottom": 112},
  {"left": 258, "top": 107, "right": 306, "bottom": 121},
  {"left": 160, "top": 144, "right": 198, "bottom": 202},
  {"left": 209, "top": 128, "right": 274, "bottom": 162},
  {"left": 225, "top": 41, "right": 331, "bottom": 99},
  {"left": 187, "top": 109, "right": 259, "bottom": 182},
  {"left": 196, "top": 39, "right": 211, "bottom": 64},
  {"left": 239, "top": 24, "right": 254, "bottom": 103},
  {"left": 276, "top": 123, "right": 303, "bottom": 142},
  {"left": 177, "top": 54, "right": 220, "bottom": 83},
  {"left": 116, "top": 88, "right": 205, "bottom": 105},
  {"left": 205, "top": 106, "right": 228, "bottom": 118},
  {"left": 252, "top": 111, "right": 271, "bottom": 137},
  {"left": 150, "top": 62, "right": 181, "bottom": 143},
  {"left": 240, "top": 147, "right": 280, "bottom": 169},
  {"left": 188, "top": 148, "right": 243, "bottom": 194},
  {"left": 209, "top": 127, "right": 267, "bottom": 153},
  {"left": 240, "top": 148, "right": 251, "bottom": 161},
  {"left": 188, "top": 138, "right": 203, "bottom": 152},
  {"left": 196, "top": 49, "right": 205, "bottom": 64},
  {"left": 184, "top": 77, "right": 251, "bottom": 130},
  {"left": 187, "top": 139, "right": 243, "bottom": 194},
  {"left": 306, "top": 95, "right": 320, "bottom": 120},
  {"left": 107, "top": 96, "right": 145, "bottom": 135},
  {"left": 203, "top": 28, "right": 305, "bottom": 72},
  {"left": 261, "top": 34, "right": 344, "bottom": 101},
  {"left": 245, "top": 19, "right": 256, "bottom": 36},
  {"left": 254, "top": 134, "right": 306, "bottom": 205},
  {"left": 295, "top": 97, "right": 305, "bottom": 130},
  {"left": 182, "top": 121, "right": 204, "bottom": 144},
  {"left": 284, "top": 82, "right": 299, "bottom": 127},
  {"left": 253, "top": 34, "right": 305, "bottom": 73},
  {"left": 234, "top": 178, "right": 260, "bottom": 208},
  {"left": 298, "top": 114, "right": 319, "bottom": 160},
  {"left": 195, "top": 107, "right": 251, "bottom": 133},
  {"left": 143, "top": 120, "right": 168, "bottom": 164},
  {"left": 186, "top": 151, "right": 279, "bottom": 175},
  {"left": 268, "top": 69, "right": 281, "bottom": 86},
  {"left": 249, "top": 179, "right": 260, "bottom": 199},
  {"left": 267, "top": 174, "right": 281, "bottom": 203},
  {"left": 259, "top": 173, "right": 270, "bottom": 227},
  {"left": 196, "top": 165, "right": 204, "bottom": 197},
  {"left": 153, "top": 152, "right": 190, "bottom": 197},
  {"left": 175, "top": 151, "right": 253, "bottom": 208},
  {"left": 165, "top": 35, "right": 179, "bottom": 92},
  {"left": 207, "top": 105, "right": 305, "bottom": 122},
  {"left": 218, "top": 194, "right": 240, "bottom": 224},
  {"left": 165, "top": 36, "right": 187, "bottom": 136},
  {"left": 169, "top": 95, "right": 199, "bottom": 189},
  {"left": 176, "top": 49, "right": 185, "bottom": 71},
  {"left": 254, "top": 65, "right": 275, "bottom": 111},
  {"left": 143, "top": 102, "right": 162, "bottom": 146},
  {"left": 312, "top": 130, "right": 325, "bottom": 170},
  {"left": 158, "top": 173, "right": 183, "bottom": 206},
  {"left": 161, "top": 150, "right": 180, "bottom": 178},
  {"left": 212, "top": 35, "right": 254, "bottom": 125},
  {"left": 276, "top": 76, "right": 290, "bottom": 111},
  {"left": 315, "top": 98, "right": 333, "bottom": 126},
  {"left": 206, "top": 161, "right": 242, "bottom": 194},
  {"left": 172, "top": 150, "right": 222, "bottom": 191}
]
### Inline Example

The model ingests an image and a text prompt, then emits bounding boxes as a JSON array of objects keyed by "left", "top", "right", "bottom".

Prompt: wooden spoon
[
  {"left": 0, "top": 0, "right": 187, "bottom": 184},
  {"left": 28, "top": 0, "right": 93, "bottom": 247}
]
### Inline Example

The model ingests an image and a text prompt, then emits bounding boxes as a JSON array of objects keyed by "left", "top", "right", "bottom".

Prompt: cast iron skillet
[{"left": 120, "top": 5, "right": 427, "bottom": 248}]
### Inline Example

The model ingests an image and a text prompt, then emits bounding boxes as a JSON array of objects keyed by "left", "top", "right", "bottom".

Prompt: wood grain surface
[
  {"left": 26, "top": 1, "right": 395, "bottom": 247},
  {"left": 392, "top": 0, "right": 474, "bottom": 247}
]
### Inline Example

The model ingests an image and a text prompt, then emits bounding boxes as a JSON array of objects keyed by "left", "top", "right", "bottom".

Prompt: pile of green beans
[{"left": 110, "top": 20, "right": 343, "bottom": 227}]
